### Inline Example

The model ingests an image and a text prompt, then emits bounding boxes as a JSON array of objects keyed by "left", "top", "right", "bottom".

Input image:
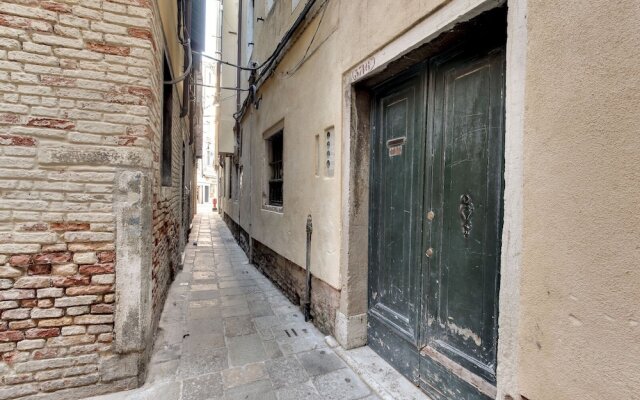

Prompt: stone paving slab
[
  {"left": 331, "top": 342, "right": 430, "bottom": 400},
  {"left": 297, "top": 348, "right": 347, "bottom": 377},
  {"left": 313, "top": 368, "right": 372, "bottom": 400},
  {"left": 86, "top": 213, "right": 381, "bottom": 400}
]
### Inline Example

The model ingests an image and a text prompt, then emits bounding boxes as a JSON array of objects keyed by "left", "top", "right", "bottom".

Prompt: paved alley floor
[{"left": 88, "top": 212, "right": 380, "bottom": 400}]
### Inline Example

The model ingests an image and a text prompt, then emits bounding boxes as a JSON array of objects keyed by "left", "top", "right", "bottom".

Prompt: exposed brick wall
[
  {"left": 0, "top": 0, "right": 193, "bottom": 398},
  {"left": 150, "top": 91, "right": 187, "bottom": 328}
]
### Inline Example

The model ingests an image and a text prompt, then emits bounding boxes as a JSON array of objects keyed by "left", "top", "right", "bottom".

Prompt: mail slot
[{"left": 387, "top": 137, "right": 406, "bottom": 157}]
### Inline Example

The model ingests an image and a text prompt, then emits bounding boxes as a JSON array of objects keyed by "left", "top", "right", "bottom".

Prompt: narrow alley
[
  {"left": 88, "top": 212, "right": 383, "bottom": 400},
  {"left": 0, "top": 1, "right": 638, "bottom": 399}
]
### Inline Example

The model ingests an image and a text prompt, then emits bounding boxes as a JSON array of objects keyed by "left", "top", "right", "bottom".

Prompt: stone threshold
[{"left": 325, "top": 336, "right": 431, "bottom": 400}]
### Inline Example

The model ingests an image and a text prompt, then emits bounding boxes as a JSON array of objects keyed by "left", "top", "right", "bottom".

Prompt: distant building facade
[
  {"left": 0, "top": 0, "right": 204, "bottom": 398},
  {"left": 216, "top": 0, "right": 640, "bottom": 399},
  {"left": 216, "top": 0, "right": 239, "bottom": 213},
  {"left": 197, "top": 60, "right": 219, "bottom": 211}
]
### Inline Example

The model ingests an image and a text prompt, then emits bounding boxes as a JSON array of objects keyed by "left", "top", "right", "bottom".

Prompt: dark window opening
[
  {"left": 228, "top": 158, "right": 233, "bottom": 199},
  {"left": 161, "top": 55, "right": 173, "bottom": 187},
  {"left": 233, "top": 164, "right": 239, "bottom": 200},
  {"left": 267, "top": 130, "right": 283, "bottom": 206}
]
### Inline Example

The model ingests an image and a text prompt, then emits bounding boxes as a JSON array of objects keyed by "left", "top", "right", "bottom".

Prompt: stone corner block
[
  {"left": 99, "top": 353, "right": 142, "bottom": 383},
  {"left": 334, "top": 311, "right": 367, "bottom": 350}
]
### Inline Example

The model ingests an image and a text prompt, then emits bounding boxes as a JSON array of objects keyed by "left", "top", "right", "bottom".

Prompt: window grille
[
  {"left": 267, "top": 131, "right": 283, "bottom": 206},
  {"left": 161, "top": 55, "right": 173, "bottom": 187}
]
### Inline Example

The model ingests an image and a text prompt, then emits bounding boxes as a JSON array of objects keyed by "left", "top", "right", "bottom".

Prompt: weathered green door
[
  {"left": 368, "top": 71, "right": 425, "bottom": 381},
  {"left": 369, "top": 44, "right": 505, "bottom": 399}
]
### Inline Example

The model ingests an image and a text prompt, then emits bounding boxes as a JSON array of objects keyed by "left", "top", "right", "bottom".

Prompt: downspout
[
  {"left": 236, "top": 0, "right": 242, "bottom": 227},
  {"left": 216, "top": 0, "right": 223, "bottom": 215},
  {"left": 304, "top": 215, "right": 313, "bottom": 321},
  {"left": 246, "top": 0, "right": 253, "bottom": 263},
  {"left": 236, "top": 0, "right": 242, "bottom": 116},
  {"left": 248, "top": 98, "right": 253, "bottom": 262}
]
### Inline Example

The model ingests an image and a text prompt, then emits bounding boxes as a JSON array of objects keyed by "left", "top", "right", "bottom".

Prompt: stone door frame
[{"left": 337, "top": 0, "right": 528, "bottom": 398}]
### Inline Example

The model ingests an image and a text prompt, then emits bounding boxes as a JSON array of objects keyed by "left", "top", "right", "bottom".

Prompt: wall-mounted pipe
[
  {"left": 180, "top": 0, "right": 193, "bottom": 118},
  {"left": 304, "top": 214, "right": 313, "bottom": 322}
]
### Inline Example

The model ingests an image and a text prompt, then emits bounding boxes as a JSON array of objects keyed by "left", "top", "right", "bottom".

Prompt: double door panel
[{"left": 368, "top": 45, "right": 505, "bottom": 399}]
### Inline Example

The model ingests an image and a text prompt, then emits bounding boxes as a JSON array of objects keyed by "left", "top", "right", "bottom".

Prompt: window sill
[{"left": 262, "top": 204, "right": 283, "bottom": 214}]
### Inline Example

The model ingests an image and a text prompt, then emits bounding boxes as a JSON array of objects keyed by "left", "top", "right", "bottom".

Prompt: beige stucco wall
[
  {"left": 519, "top": 0, "right": 640, "bottom": 398},
  {"left": 240, "top": 28, "right": 342, "bottom": 287},
  {"left": 218, "top": 0, "right": 238, "bottom": 156},
  {"left": 219, "top": 0, "right": 640, "bottom": 397},
  {"left": 226, "top": 0, "right": 453, "bottom": 289},
  {"left": 251, "top": 0, "right": 307, "bottom": 64}
]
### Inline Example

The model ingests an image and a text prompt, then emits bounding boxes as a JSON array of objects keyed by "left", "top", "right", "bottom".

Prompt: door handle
[
  {"left": 459, "top": 194, "right": 474, "bottom": 238},
  {"left": 426, "top": 248, "right": 434, "bottom": 258}
]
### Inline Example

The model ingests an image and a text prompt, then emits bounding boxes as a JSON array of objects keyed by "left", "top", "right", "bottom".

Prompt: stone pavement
[{"left": 87, "top": 212, "right": 380, "bottom": 400}]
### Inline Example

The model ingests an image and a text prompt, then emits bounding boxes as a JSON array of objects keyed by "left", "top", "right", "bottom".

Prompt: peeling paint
[{"left": 446, "top": 322, "right": 482, "bottom": 347}]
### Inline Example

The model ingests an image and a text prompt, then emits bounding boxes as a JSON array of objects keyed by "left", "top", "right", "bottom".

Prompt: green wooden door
[
  {"left": 368, "top": 71, "right": 425, "bottom": 382},
  {"left": 369, "top": 45, "right": 505, "bottom": 399},
  {"left": 419, "top": 46, "right": 505, "bottom": 400}
]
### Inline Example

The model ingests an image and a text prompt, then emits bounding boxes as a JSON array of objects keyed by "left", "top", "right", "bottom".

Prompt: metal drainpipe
[
  {"left": 236, "top": 0, "right": 242, "bottom": 114},
  {"left": 235, "top": 0, "right": 243, "bottom": 241},
  {"left": 179, "top": 0, "right": 192, "bottom": 118},
  {"left": 217, "top": 0, "right": 223, "bottom": 217},
  {"left": 304, "top": 214, "right": 313, "bottom": 322},
  {"left": 248, "top": 109, "right": 253, "bottom": 262}
]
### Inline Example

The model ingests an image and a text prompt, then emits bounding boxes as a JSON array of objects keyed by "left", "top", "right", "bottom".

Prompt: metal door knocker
[{"left": 459, "top": 194, "right": 474, "bottom": 238}]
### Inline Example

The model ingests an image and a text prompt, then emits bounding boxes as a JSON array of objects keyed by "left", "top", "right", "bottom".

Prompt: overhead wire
[
  {"left": 192, "top": 50, "right": 258, "bottom": 71},
  {"left": 165, "top": 39, "right": 193, "bottom": 84},
  {"left": 214, "top": 93, "right": 238, "bottom": 104},
  {"left": 197, "top": 0, "right": 321, "bottom": 120},
  {"left": 283, "top": 0, "right": 328, "bottom": 76},
  {"left": 233, "top": 0, "right": 319, "bottom": 120},
  {"left": 196, "top": 83, "right": 251, "bottom": 91},
  {"left": 197, "top": 0, "right": 319, "bottom": 77},
  {"left": 254, "top": 0, "right": 318, "bottom": 84},
  {"left": 192, "top": 37, "right": 282, "bottom": 72}
]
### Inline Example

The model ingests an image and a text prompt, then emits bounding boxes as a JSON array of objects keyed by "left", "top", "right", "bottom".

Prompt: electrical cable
[
  {"left": 196, "top": 83, "right": 251, "bottom": 91},
  {"left": 233, "top": 0, "right": 318, "bottom": 120},
  {"left": 165, "top": 39, "right": 193, "bottom": 84},
  {"left": 192, "top": 50, "right": 257, "bottom": 71},
  {"left": 255, "top": 0, "right": 317, "bottom": 82},
  {"left": 284, "top": 0, "right": 328, "bottom": 76},
  {"left": 192, "top": 47, "right": 279, "bottom": 72},
  {"left": 164, "top": 0, "right": 193, "bottom": 85},
  {"left": 206, "top": 0, "right": 319, "bottom": 120},
  {"left": 217, "top": 93, "right": 238, "bottom": 103},
  {"left": 194, "top": 0, "right": 318, "bottom": 76}
]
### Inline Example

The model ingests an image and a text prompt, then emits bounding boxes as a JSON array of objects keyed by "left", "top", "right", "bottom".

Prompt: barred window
[
  {"left": 267, "top": 130, "right": 283, "bottom": 206},
  {"left": 161, "top": 55, "right": 173, "bottom": 187}
]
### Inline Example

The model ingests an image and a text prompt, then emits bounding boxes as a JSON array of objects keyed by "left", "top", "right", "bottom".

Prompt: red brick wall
[{"left": 150, "top": 90, "right": 186, "bottom": 326}]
